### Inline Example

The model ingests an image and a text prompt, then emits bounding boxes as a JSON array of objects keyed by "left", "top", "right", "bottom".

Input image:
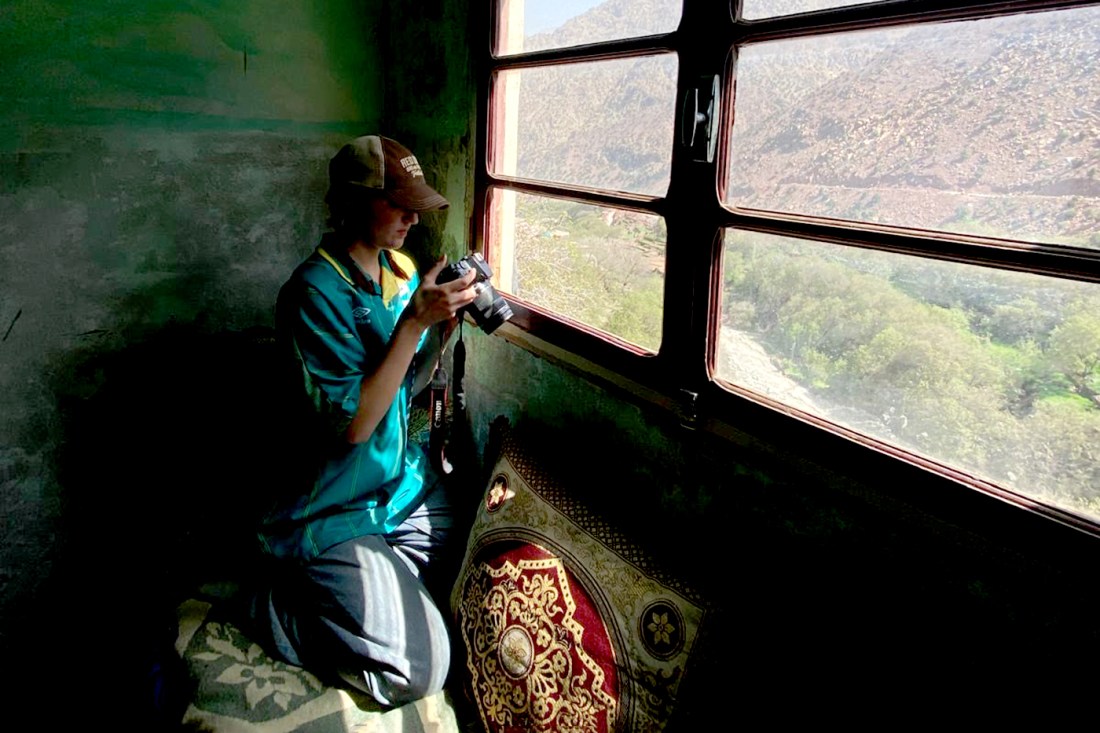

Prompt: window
[
  {"left": 483, "top": 1, "right": 681, "bottom": 357},
  {"left": 477, "top": 1, "right": 1100, "bottom": 530}
]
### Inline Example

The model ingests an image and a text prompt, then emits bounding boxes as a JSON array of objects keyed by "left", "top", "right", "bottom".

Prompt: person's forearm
[
  {"left": 345, "top": 317, "right": 425, "bottom": 444},
  {"left": 345, "top": 255, "right": 476, "bottom": 444}
]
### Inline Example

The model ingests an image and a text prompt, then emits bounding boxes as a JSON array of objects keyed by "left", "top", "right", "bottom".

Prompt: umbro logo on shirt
[{"left": 352, "top": 307, "right": 371, "bottom": 323}]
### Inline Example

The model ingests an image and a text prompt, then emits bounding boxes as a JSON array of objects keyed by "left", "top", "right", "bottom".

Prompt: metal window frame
[{"left": 472, "top": 0, "right": 1100, "bottom": 548}]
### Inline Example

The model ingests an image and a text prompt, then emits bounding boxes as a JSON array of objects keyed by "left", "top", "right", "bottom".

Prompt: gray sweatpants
[{"left": 250, "top": 480, "right": 458, "bottom": 707}]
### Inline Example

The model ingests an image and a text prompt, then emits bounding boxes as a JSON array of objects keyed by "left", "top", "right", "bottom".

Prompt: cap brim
[{"left": 388, "top": 183, "right": 450, "bottom": 212}]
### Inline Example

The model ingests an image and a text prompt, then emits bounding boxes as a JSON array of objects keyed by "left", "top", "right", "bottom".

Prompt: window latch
[
  {"left": 681, "top": 75, "right": 720, "bottom": 163},
  {"left": 674, "top": 388, "right": 700, "bottom": 430}
]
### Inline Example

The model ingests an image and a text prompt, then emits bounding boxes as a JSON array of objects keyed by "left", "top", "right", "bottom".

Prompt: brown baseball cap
[{"left": 328, "top": 135, "right": 449, "bottom": 212}]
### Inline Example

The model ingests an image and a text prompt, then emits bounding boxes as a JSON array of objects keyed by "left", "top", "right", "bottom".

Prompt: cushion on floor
[
  {"left": 450, "top": 427, "right": 710, "bottom": 733},
  {"left": 174, "top": 597, "right": 463, "bottom": 733}
]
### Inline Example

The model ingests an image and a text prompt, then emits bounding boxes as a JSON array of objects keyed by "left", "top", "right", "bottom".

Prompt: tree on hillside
[{"left": 1046, "top": 298, "right": 1100, "bottom": 405}]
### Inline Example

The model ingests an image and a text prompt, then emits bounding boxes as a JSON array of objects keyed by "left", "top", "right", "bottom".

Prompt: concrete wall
[{"left": 0, "top": 0, "right": 480, "bottom": 708}]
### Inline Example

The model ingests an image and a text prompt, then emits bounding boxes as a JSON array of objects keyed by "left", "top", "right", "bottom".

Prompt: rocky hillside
[{"left": 512, "top": 0, "right": 1099, "bottom": 244}]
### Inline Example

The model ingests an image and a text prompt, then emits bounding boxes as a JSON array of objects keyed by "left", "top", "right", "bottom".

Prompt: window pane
[
  {"left": 493, "top": 55, "right": 677, "bottom": 196},
  {"left": 740, "top": 0, "right": 886, "bottom": 21},
  {"left": 719, "top": 229, "right": 1100, "bottom": 520},
  {"left": 726, "top": 7, "right": 1100, "bottom": 248},
  {"left": 495, "top": 0, "right": 681, "bottom": 56},
  {"left": 488, "top": 189, "right": 665, "bottom": 352}
]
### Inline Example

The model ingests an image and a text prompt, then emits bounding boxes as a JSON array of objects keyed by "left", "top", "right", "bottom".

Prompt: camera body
[{"left": 435, "top": 252, "right": 514, "bottom": 334}]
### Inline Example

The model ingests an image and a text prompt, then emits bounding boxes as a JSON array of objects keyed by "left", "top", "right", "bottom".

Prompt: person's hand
[{"left": 405, "top": 255, "right": 478, "bottom": 332}]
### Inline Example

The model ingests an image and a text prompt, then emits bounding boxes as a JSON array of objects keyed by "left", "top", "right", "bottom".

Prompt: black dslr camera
[{"left": 435, "top": 252, "right": 514, "bottom": 334}]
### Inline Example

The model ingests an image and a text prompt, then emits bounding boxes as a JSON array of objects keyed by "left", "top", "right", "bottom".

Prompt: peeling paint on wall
[{"left": 0, "top": 1, "right": 388, "bottom": 697}]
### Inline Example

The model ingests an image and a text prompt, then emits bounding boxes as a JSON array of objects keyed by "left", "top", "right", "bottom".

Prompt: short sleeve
[{"left": 277, "top": 271, "right": 366, "bottom": 436}]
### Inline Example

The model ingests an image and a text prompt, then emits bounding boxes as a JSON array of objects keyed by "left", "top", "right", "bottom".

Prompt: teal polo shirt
[{"left": 259, "top": 237, "right": 432, "bottom": 561}]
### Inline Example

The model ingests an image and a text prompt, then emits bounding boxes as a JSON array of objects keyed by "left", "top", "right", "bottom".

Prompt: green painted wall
[
  {"left": 0, "top": 2, "right": 383, "bottom": 127},
  {"left": 0, "top": 0, "right": 481, "bottom": 716},
  {"left": 0, "top": 0, "right": 398, "bottom": 705}
]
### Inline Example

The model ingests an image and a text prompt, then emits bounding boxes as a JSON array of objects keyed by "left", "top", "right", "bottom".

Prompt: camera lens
[
  {"left": 473, "top": 289, "right": 513, "bottom": 334},
  {"left": 435, "top": 253, "right": 513, "bottom": 334}
]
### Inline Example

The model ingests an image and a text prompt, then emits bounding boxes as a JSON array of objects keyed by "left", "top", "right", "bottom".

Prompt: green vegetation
[
  {"left": 510, "top": 0, "right": 1100, "bottom": 516},
  {"left": 509, "top": 198, "right": 1100, "bottom": 517},
  {"left": 722, "top": 231, "right": 1100, "bottom": 517},
  {"left": 511, "top": 196, "right": 665, "bottom": 351}
]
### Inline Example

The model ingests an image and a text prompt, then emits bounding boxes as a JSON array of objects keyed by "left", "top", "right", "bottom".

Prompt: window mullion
[{"left": 660, "top": 0, "right": 735, "bottom": 393}]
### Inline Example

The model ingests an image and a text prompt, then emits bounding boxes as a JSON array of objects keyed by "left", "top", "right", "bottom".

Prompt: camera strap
[{"left": 428, "top": 321, "right": 466, "bottom": 476}]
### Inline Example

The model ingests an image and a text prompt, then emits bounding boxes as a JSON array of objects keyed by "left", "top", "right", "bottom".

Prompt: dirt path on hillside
[
  {"left": 719, "top": 328, "right": 899, "bottom": 440},
  {"left": 718, "top": 329, "right": 820, "bottom": 414}
]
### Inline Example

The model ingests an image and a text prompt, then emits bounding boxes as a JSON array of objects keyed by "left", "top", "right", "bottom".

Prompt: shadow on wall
[
  {"left": 51, "top": 322, "right": 287, "bottom": 586},
  {"left": 26, "top": 323, "right": 291, "bottom": 719},
  {"left": 471, "top": 409, "right": 1100, "bottom": 717}
]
